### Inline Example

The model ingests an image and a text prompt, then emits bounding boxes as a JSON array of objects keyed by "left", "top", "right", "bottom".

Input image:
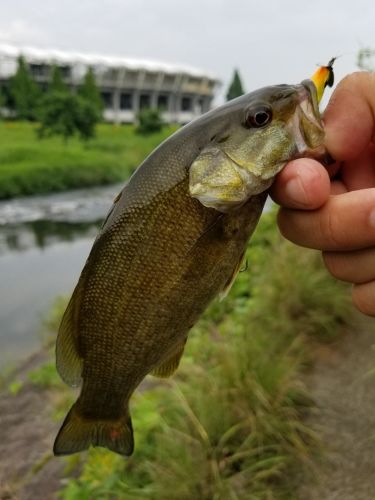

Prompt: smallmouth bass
[{"left": 54, "top": 68, "right": 333, "bottom": 456}]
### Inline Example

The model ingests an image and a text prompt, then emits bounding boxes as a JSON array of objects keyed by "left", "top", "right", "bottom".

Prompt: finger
[
  {"left": 326, "top": 161, "right": 341, "bottom": 179},
  {"left": 340, "top": 143, "right": 375, "bottom": 191},
  {"left": 352, "top": 281, "right": 375, "bottom": 317},
  {"left": 330, "top": 180, "right": 348, "bottom": 195},
  {"left": 271, "top": 159, "right": 330, "bottom": 209},
  {"left": 323, "top": 247, "right": 375, "bottom": 284},
  {"left": 324, "top": 72, "right": 375, "bottom": 161},
  {"left": 277, "top": 188, "right": 375, "bottom": 251}
]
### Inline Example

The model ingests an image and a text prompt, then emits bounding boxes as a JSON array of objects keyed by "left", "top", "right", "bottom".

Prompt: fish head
[{"left": 189, "top": 80, "right": 327, "bottom": 212}]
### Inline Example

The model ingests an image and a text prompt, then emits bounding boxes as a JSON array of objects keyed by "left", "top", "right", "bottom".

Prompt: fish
[{"left": 53, "top": 64, "right": 333, "bottom": 457}]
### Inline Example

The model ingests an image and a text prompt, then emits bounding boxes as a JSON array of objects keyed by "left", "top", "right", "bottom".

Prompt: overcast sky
[{"left": 0, "top": 0, "right": 373, "bottom": 102}]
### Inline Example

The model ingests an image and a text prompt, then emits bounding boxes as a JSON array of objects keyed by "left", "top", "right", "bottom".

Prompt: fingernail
[{"left": 285, "top": 178, "right": 307, "bottom": 205}]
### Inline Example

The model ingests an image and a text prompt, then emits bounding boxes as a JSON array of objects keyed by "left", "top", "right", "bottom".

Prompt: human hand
[{"left": 271, "top": 72, "right": 375, "bottom": 316}]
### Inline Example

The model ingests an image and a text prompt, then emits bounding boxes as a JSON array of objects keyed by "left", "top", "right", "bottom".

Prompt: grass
[
  {"left": 0, "top": 121, "right": 176, "bottom": 198},
  {"left": 48, "top": 210, "right": 353, "bottom": 500},
  {"left": 28, "top": 362, "right": 62, "bottom": 389}
]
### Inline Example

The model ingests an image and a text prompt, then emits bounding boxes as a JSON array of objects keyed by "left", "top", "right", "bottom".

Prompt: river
[{"left": 0, "top": 184, "right": 123, "bottom": 369}]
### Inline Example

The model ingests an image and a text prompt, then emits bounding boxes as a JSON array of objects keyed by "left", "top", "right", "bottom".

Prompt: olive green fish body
[{"left": 54, "top": 80, "right": 327, "bottom": 456}]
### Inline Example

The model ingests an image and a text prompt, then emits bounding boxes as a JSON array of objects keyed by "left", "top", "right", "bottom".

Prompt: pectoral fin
[
  {"left": 219, "top": 249, "right": 246, "bottom": 301},
  {"left": 151, "top": 340, "right": 187, "bottom": 378}
]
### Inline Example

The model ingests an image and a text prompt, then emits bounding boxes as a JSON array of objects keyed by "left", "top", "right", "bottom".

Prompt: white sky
[{"left": 0, "top": 0, "right": 373, "bottom": 102}]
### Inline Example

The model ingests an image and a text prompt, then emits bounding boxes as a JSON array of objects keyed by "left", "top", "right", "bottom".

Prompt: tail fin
[{"left": 53, "top": 402, "right": 134, "bottom": 456}]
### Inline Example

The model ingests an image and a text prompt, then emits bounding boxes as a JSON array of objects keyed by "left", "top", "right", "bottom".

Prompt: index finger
[{"left": 277, "top": 188, "right": 375, "bottom": 251}]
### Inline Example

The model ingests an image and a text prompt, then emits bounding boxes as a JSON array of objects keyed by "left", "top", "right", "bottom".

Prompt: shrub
[{"left": 136, "top": 108, "right": 164, "bottom": 135}]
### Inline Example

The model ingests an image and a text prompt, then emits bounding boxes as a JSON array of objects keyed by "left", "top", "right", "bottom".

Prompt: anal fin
[{"left": 151, "top": 340, "right": 187, "bottom": 378}]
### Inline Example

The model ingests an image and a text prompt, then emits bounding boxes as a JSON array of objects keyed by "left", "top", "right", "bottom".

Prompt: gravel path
[{"left": 299, "top": 319, "right": 375, "bottom": 500}]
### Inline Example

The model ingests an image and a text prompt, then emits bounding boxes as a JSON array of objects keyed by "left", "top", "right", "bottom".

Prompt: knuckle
[
  {"left": 322, "top": 252, "right": 346, "bottom": 280},
  {"left": 319, "top": 210, "right": 346, "bottom": 249},
  {"left": 337, "top": 72, "right": 371, "bottom": 92}
]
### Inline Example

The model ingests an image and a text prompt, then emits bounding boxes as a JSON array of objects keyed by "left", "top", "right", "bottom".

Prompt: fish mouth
[
  {"left": 300, "top": 79, "right": 322, "bottom": 124},
  {"left": 290, "top": 80, "right": 327, "bottom": 159}
]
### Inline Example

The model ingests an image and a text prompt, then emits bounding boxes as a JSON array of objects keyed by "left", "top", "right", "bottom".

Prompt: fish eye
[{"left": 244, "top": 105, "right": 273, "bottom": 129}]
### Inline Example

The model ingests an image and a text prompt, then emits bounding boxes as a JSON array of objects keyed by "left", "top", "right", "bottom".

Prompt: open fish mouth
[
  {"left": 289, "top": 80, "right": 326, "bottom": 157},
  {"left": 301, "top": 79, "right": 322, "bottom": 124}
]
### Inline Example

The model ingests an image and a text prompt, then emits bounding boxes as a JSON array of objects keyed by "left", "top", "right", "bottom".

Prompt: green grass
[
  {"left": 0, "top": 121, "right": 176, "bottom": 198},
  {"left": 28, "top": 362, "right": 62, "bottom": 389},
  {"left": 52, "top": 211, "right": 352, "bottom": 500}
]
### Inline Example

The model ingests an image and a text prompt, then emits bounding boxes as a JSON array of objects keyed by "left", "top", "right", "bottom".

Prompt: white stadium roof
[{"left": 0, "top": 43, "right": 218, "bottom": 80}]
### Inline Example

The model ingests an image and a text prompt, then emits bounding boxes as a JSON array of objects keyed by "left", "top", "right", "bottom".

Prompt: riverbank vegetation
[
  {"left": 2, "top": 211, "right": 353, "bottom": 499},
  {"left": 0, "top": 121, "right": 175, "bottom": 199}
]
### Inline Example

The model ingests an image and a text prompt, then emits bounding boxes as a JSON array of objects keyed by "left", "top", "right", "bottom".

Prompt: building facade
[{"left": 0, "top": 44, "right": 219, "bottom": 124}]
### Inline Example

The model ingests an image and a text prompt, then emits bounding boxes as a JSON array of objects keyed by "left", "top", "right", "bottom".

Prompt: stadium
[{"left": 0, "top": 43, "right": 220, "bottom": 123}]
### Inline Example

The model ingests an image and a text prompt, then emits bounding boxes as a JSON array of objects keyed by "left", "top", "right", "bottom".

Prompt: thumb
[{"left": 324, "top": 72, "right": 375, "bottom": 161}]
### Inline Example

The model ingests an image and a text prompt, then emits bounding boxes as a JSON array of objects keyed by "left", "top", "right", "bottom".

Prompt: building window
[
  {"left": 101, "top": 91, "right": 113, "bottom": 109},
  {"left": 120, "top": 93, "right": 133, "bottom": 110},
  {"left": 157, "top": 94, "right": 169, "bottom": 110},
  {"left": 60, "top": 66, "right": 71, "bottom": 79},
  {"left": 181, "top": 96, "right": 192, "bottom": 112},
  {"left": 29, "top": 63, "right": 48, "bottom": 78},
  {"left": 139, "top": 94, "right": 151, "bottom": 110}
]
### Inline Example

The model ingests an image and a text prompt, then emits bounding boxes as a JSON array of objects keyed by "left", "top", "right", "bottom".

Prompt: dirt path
[
  {"left": 299, "top": 319, "right": 375, "bottom": 500},
  {"left": 0, "top": 351, "right": 65, "bottom": 500}
]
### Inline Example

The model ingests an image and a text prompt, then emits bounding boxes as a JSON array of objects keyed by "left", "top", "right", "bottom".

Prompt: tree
[
  {"left": 10, "top": 56, "right": 41, "bottom": 120},
  {"left": 78, "top": 67, "right": 103, "bottom": 115},
  {"left": 357, "top": 48, "right": 375, "bottom": 71},
  {"left": 37, "top": 92, "right": 100, "bottom": 143},
  {"left": 49, "top": 65, "right": 68, "bottom": 93},
  {"left": 37, "top": 92, "right": 77, "bottom": 143},
  {"left": 74, "top": 95, "right": 101, "bottom": 141},
  {"left": 0, "top": 87, "right": 4, "bottom": 117},
  {"left": 37, "top": 65, "right": 101, "bottom": 143},
  {"left": 226, "top": 69, "right": 245, "bottom": 101}
]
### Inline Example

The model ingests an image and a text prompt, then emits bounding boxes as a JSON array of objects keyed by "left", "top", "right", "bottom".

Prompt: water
[{"left": 0, "top": 184, "right": 123, "bottom": 369}]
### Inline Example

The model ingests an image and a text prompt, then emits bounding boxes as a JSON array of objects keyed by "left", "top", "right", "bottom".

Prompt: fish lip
[
  {"left": 299, "top": 79, "right": 324, "bottom": 132},
  {"left": 287, "top": 80, "right": 327, "bottom": 159}
]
